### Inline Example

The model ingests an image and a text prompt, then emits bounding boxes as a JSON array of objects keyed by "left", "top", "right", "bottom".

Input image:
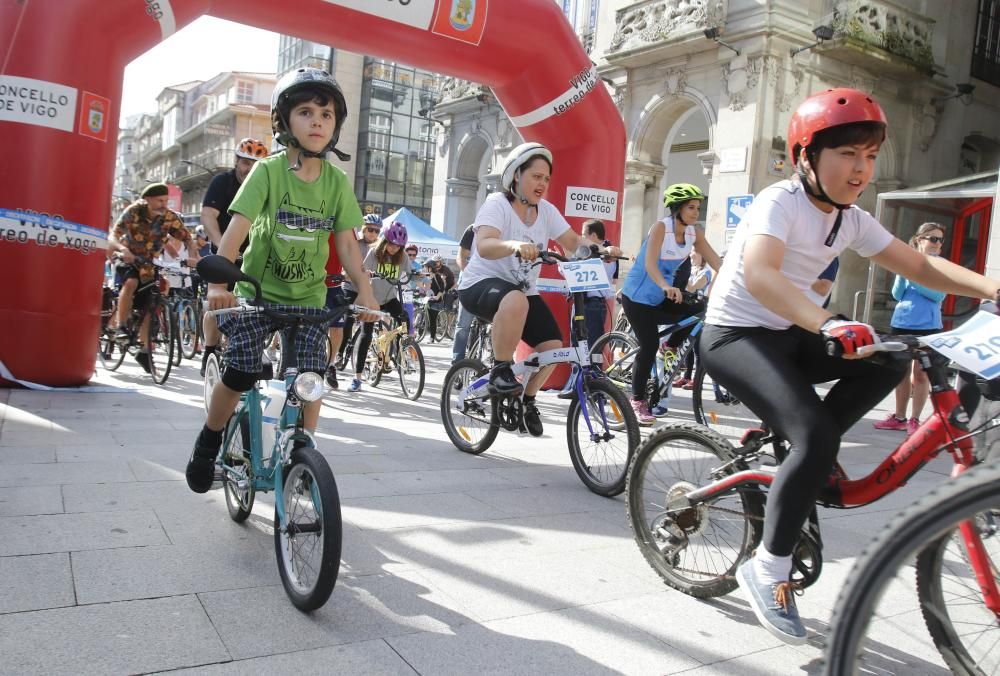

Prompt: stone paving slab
[
  {"left": 0, "top": 595, "right": 230, "bottom": 675},
  {"left": 198, "top": 571, "right": 470, "bottom": 660},
  {"left": 0, "top": 509, "right": 168, "bottom": 556},
  {"left": 0, "top": 484, "right": 64, "bottom": 516},
  {"left": 0, "top": 552, "right": 75, "bottom": 613},
  {"left": 0, "top": 460, "right": 136, "bottom": 487},
  {"left": 164, "top": 639, "right": 418, "bottom": 675},
  {"left": 71, "top": 539, "right": 280, "bottom": 604}
]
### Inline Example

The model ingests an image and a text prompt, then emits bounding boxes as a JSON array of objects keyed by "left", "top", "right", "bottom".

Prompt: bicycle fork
[{"left": 958, "top": 508, "right": 1000, "bottom": 616}]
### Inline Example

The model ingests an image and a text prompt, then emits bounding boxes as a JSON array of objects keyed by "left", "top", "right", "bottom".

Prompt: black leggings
[
  {"left": 699, "top": 324, "right": 907, "bottom": 556},
  {"left": 621, "top": 295, "right": 705, "bottom": 401},
  {"left": 354, "top": 298, "right": 409, "bottom": 373}
]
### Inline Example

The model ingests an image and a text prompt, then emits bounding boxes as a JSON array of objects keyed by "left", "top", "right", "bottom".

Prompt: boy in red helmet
[{"left": 698, "top": 88, "right": 1000, "bottom": 644}]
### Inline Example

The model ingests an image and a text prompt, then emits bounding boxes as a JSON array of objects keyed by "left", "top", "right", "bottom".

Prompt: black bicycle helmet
[{"left": 272, "top": 67, "right": 350, "bottom": 162}]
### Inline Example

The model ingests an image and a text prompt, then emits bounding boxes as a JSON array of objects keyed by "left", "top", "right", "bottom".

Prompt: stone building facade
[{"left": 430, "top": 0, "right": 1000, "bottom": 316}]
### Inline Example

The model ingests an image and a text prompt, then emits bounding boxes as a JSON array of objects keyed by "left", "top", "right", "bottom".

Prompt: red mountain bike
[{"left": 625, "top": 334, "right": 999, "bottom": 621}]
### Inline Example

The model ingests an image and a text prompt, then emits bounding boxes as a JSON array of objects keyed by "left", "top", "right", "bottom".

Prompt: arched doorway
[
  {"left": 444, "top": 133, "right": 491, "bottom": 239},
  {"left": 0, "top": 0, "right": 624, "bottom": 386},
  {"left": 622, "top": 93, "right": 713, "bottom": 255}
]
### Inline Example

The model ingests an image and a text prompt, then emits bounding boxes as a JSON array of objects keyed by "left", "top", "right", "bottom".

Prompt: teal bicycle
[{"left": 198, "top": 255, "right": 383, "bottom": 611}]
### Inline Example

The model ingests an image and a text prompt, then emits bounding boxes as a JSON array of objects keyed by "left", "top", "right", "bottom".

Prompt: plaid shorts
[{"left": 219, "top": 304, "right": 328, "bottom": 375}]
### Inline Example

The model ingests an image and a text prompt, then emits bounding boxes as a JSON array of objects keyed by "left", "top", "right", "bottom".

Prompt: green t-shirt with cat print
[{"left": 230, "top": 152, "right": 362, "bottom": 307}]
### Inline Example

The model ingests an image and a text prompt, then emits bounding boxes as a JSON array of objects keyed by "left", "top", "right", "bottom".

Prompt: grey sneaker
[{"left": 735, "top": 559, "right": 807, "bottom": 645}]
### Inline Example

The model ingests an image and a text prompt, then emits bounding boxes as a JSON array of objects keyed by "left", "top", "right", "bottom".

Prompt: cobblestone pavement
[{"left": 0, "top": 342, "right": 961, "bottom": 675}]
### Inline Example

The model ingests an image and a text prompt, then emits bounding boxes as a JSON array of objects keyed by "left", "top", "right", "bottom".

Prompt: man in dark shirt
[{"left": 198, "top": 137, "right": 269, "bottom": 375}]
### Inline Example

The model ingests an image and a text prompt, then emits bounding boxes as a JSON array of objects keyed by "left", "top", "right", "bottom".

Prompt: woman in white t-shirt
[
  {"left": 458, "top": 142, "right": 619, "bottom": 437},
  {"left": 698, "top": 88, "right": 1000, "bottom": 645}
]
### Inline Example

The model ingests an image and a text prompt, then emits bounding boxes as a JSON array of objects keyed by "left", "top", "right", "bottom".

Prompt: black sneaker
[
  {"left": 134, "top": 351, "right": 151, "bottom": 373},
  {"left": 115, "top": 327, "right": 130, "bottom": 342},
  {"left": 186, "top": 436, "right": 220, "bottom": 494},
  {"left": 488, "top": 361, "right": 522, "bottom": 396},
  {"left": 523, "top": 401, "right": 543, "bottom": 437},
  {"left": 325, "top": 366, "right": 338, "bottom": 390}
]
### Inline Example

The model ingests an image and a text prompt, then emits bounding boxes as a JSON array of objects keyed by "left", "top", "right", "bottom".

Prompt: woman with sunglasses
[{"left": 873, "top": 222, "right": 948, "bottom": 435}]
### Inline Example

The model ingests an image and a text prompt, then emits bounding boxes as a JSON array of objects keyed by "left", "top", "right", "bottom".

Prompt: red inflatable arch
[{"left": 0, "top": 0, "right": 624, "bottom": 386}]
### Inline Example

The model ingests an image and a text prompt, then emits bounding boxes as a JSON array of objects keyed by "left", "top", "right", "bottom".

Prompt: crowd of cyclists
[{"left": 102, "top": 68, "right": 1000, "bottom": 648}]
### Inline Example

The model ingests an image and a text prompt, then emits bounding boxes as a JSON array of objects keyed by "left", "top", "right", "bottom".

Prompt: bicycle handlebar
[{"left": 208, "top": 302, "right": 389, "bottom": 324}]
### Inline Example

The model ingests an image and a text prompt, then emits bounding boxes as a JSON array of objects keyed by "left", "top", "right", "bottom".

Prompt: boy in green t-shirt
[{"left": 186, "top": 67, "right": 379, "bottom": 493}]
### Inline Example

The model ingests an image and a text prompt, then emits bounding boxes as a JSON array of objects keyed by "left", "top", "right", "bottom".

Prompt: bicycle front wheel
[
  {"left": 824, "top": 463, "right": 1000, "bottom": 676},
  {"left": 566, "top": 378, "right": 639, "bottom": 497},
  {"left": 179, "top": 303, "right": 199, "bottom": 359},
  {"left": 275, "top": 446, "right": 342, "bottom": 612},
  {"left": 626, "top": 423, "right": 763, "bottom": 598},
  {"left": 440, "top": 358, "right": 498, "bottom": 454},
  {"left": 147, "top": 298, "right": 174, "bottom": 385},
  {"left": 397, "top": 337, "right": 425, "bottom": 400}
]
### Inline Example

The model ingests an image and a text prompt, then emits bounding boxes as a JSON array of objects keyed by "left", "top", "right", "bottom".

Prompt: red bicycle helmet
[
  {"left": 381, "top": 221, "right": 408, "bottom": 247},
  {"left": 787, "top": 88, "right": 887, "bottom": 166}
]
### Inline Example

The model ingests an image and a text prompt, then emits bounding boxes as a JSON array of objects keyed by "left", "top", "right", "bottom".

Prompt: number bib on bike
[
  {"left": 921, "top": 310, "right": 1000, "bottom": 379},
  {"left": 558, "top": 258, "right": 611, "bottom": 294}
]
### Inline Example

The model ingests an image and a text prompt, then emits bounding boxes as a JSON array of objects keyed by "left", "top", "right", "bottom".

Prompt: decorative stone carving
[
  {"left": 438, "top": 77, "right": 484, "bottom": 103},
  {"left": 912, "top": 101, "right": 940, "bottom": 152},
  {"left": 438, "top": 126, "right": 450, "bottom": 158},
  {"left": 663, "top": 68, "right": 688, "bottom": 98},
  {"left": 831, "top": 0, "right": 935, "bottom": 70},
  {"left": 609, "top": 0, "right": 727, "bottom": 54}
]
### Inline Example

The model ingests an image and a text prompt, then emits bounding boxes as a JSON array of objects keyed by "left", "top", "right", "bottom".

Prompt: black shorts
[
  {"left": 325, "top": 286, "right": 346, "bottom": 328},
  {"left": 458, "top": 278, "right": 562, "bottom": 348},
  {"left": 115, "top": 265, "right": 155, "bottom": 311}
]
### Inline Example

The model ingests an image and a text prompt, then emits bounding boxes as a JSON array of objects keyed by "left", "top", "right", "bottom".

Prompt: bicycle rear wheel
[
  {"left": 440, "top": 358, "right": 498, "bottom": 454},
  {"left": 824, "top": 463, "right": 1000, "bottom": 676},
  {"left": 691, "top": 363, "right": 759, "bottom": 443},
  {"left": 413, "top": 307, "right": 428, "bottom": 343},
  {"left": 202, "top": 352, "right": 221, "bottom": 414},
  {"left": 147, "top": 298, "right": 174, "bottom": 385},
  {"left": 397, "top": 337, "right": 425, "bottom": 400},
  {"left": 275, "top": 446, "right": 342, "bottom": 612},
  {"left": 222, "top": 412, "right": 254, "bottom": 523},
  {"left": 589, "top": 331, "right": 638, "bottom": 392},
  {"left": 626, "top": 423, "right": 763, "bottom": 598},
  {"left": 566, "top": 378, "right": 639, "bottom": 497},
  {"left": 98, "top": 313, "right": 128, "bottom": 371}
]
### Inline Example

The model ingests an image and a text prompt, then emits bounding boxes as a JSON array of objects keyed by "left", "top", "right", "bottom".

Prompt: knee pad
[{"left": 221, "top": 365, "right": 259, "bottom": 392}]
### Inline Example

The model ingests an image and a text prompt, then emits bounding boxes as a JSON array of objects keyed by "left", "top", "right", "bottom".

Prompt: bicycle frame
[
  {"left": 223, "top": 321, "right": 316, "bottom": 528},
  {"left": 679, "top": 353, "right": 979, "bottom": 511},
  {"left": 458, "top": 279, "right": 615, "bottom": 440}
]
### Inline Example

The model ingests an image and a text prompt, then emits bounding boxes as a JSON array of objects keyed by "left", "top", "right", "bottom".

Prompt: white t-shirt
[
  {"left": 160, "top": 242, "right": 192, "bottom": 290},
  {"left": 458, "top": 193, "right": 571, "bottom": 296},
  {"left": 707, "top": 180, "right": 893, "bottom": 329}
]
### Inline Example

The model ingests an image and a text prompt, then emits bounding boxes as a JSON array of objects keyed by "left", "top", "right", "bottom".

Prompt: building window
[
  {"left": 973, "top": 0, "right": 1000, "bottom": 86},
  {"left": 236, "top": 81, "right": 255, "bottom": 104}
]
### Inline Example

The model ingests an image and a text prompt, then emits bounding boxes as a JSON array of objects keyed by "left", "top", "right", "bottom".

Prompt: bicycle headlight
[{"left": 293, "top": 372, "right": 325, "bottom": 401}]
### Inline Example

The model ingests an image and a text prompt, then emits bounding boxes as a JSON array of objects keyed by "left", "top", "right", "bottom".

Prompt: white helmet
[{"left": 500, "top": 142, "right": 553, "bottom": 195}]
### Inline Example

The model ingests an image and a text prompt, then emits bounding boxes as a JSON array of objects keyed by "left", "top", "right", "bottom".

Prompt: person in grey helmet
[{"left": 456, "top": 141, "right": 620, "bottom": 437}]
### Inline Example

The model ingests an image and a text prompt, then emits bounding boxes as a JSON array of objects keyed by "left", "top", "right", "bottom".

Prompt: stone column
[
  {"left": 444, "top": 177, "right": 481, "bottom": 238},
  {"left": 621, "top": 160, "right": 663, "bottom": 268}
]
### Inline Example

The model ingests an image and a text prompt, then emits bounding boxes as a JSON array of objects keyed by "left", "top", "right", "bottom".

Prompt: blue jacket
[{"left": 890, "top": 274, "right": 945, "bottom": 330}]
